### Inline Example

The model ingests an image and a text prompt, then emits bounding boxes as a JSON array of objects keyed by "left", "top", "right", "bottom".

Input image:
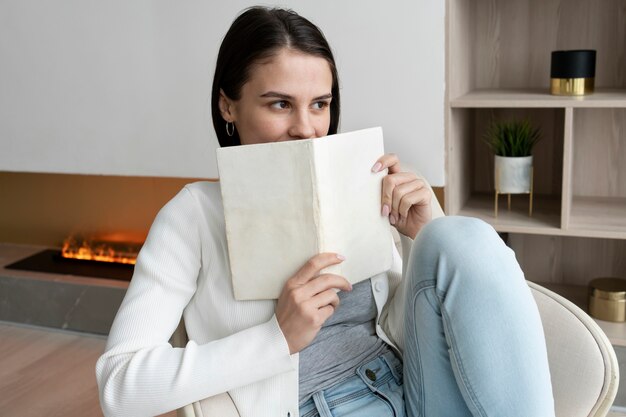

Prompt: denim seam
[
  {"left": 406, "top": 280, "right": 435, "bottom": 417},
  {"left": 371, "top": 392, "right": 396, "bottom": 416},
  {"left": 325, "top": 387, "right": 371, "bottom": 408},
  {"left": 312, "top": 391, "right": 333, "bottom": 417},
  {"left": 368, "top": 378, "right": 402, "bottom": 416},
  {"left": 439, "top": 298, "right": 488, "bottom": 417},
  {"left": 301, "top": 408, "right": 319, "bottom": 417}
]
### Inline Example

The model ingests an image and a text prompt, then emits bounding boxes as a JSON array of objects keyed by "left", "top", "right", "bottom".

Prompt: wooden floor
[{"left": 0, "top": 322, "right": 176, "bottom": 417}]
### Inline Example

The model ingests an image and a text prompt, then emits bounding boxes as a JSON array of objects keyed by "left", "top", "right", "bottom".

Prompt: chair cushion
[{"left": 530, "top": 283, "right": 616, "bottom": 417}]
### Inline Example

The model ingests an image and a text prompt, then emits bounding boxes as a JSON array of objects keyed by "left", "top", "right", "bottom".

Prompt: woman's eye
[
  {"left": 312, "top": 101, "right": 330, "bottom": 110},
  {"left": 270, "top": 101, "right": 290, "bottom": 109}
]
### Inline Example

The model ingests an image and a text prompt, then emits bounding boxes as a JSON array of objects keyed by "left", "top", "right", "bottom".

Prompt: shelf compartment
[
  {"left": 448, "top": 0, "right": 626, "bottom": 98},
  {"left": 457, "top": 193, "right": 561, "bottom": 235},
  {"left": 447, "top": 108, "right": 565, "bottom": 220},
  {"left": 568, "top": 197, "right": 626, "bottom": 239},
  {"left": 466, "top": 194, "right": 626, "bottom": 238},
  {"left": 451, "top": 88, "right": 626, "bottom": 108},
  {"left": 564, "top": 108, "right": 626, "bottom": 238},
  {"left": 509, "top": 234, "right": 626, "bottom": 285}
]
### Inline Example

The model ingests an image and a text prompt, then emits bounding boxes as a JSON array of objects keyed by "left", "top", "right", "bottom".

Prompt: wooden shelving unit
[{"left": 446, "top": 0, "right": 626, "bottom": 345}]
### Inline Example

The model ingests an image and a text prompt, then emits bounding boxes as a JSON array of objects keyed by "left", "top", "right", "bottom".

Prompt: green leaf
[{"left": 482, "top": 118, "right": 541, "bottom": 157}]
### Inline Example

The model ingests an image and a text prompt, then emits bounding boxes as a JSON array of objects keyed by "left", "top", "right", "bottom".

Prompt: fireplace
[
  {"left": 6, "top": 232, "right": 144, "bottom": 282},
  {"left": 0, "top": 171, "right": 205, "bottom": 334},
  {"left": 5, "top": 235, "right": 141, "bottom": 281},
  {"left": 0, "top": 242, "right": 130, "bottom": 335}
]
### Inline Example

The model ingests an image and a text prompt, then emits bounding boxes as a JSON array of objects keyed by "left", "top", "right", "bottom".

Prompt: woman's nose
[{"left": 288, "top": 110, "right": 316, "bottom": 140}]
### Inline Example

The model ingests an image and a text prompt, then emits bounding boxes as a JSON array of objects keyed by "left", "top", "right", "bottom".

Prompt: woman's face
[{"left": 219, "top": 48, "right": 333, "bottom": 145}]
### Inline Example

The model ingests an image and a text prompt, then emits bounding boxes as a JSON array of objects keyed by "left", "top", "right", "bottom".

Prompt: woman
[{"left": 96, "top": 7, "right": 554, "bottom": 417}]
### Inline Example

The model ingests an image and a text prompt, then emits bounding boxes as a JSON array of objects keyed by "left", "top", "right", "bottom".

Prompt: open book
[{"left": 216, "top": 127, "right": 393, "bottom": 300}]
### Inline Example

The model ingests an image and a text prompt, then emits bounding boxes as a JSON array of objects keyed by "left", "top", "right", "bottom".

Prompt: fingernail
[
  {"left": 349, "top": 283, "right": 353, "bottom": 291},
  {"left": 337, "top": 254, "right": 346, "bottom": 261},
  {"left": 382, "top": 204, "right": 390, "bottom": 217},
  {"left": 389, "top": 214, "right": 397, "bottom": 225},
  {"left": 371, "top": 162, "right": 382, "bottom": 173}
]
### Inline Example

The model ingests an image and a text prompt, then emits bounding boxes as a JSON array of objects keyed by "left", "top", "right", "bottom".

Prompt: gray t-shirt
[{"left": 298, "top": 279, "right": 391, "bottom": 404}]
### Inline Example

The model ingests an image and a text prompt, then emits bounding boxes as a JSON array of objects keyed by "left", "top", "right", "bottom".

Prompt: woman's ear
[{"left": 218, "top": 89, "right": 235, "bottom": 122}]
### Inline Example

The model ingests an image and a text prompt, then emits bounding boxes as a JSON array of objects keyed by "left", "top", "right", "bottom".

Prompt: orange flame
[{"left": 61, "top": 236, "right": 140, "bottom": 265}]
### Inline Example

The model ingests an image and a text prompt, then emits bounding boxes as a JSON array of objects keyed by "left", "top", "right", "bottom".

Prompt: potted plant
[{"left": 483, "top": 119, "right": 541, "bottom": 216}]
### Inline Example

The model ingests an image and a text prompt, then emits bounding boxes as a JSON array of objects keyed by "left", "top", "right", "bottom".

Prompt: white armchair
[{"left": 173, "top": 281, "right": 619, "bottom": 417}]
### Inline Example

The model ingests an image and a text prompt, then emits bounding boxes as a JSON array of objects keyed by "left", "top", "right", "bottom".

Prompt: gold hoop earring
[{"left": 226, "top": 122, "right": 235, "bottom": 137}]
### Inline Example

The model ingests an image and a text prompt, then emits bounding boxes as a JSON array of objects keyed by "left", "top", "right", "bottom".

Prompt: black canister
[{"left": 550, "top": 50, "right": 596, "bottom": 96}]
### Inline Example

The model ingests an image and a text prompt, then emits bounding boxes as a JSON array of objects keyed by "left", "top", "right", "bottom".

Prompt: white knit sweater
[{"left": 96, "top": 181, "right": 416, "bottom": 417}]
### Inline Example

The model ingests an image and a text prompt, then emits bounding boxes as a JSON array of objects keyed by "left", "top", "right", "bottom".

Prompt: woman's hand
[
  {"left": 276, "top": 253, "right": 352, "bottom": 354},
  {"left": 372, "top": 154, "right": 433, "bottom": 239}
]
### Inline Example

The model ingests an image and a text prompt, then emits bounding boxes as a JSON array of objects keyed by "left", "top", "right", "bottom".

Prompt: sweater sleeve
[{"left": 95, "top": 187, "right": 295, "bottom": 417}]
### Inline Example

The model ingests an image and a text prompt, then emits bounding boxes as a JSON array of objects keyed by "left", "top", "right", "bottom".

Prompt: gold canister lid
[{"left": 589, "top": 277, "right": 626, "bottom": 301}]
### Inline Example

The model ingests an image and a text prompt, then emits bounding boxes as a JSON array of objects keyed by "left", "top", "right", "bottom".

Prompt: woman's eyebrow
[
  {"left": 312, "top": 93, "right": 333, "bottom": 101},
  {"left": 259, "top": 92, "right": 332, "bottom": 101},
  {"left": 260, "top": 91, "right": 293, "bottom": 100}
]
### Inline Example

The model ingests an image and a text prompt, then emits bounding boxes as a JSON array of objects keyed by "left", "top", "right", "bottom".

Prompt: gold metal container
[
  {"left": 550, "top": 50, "right": 596, "bottom": 96},
  {"left": 550, "top": 77, "right": 595, "bottom": 96},
  {"left": 589, "top": 277, "right": 626, "bottom": 322}
]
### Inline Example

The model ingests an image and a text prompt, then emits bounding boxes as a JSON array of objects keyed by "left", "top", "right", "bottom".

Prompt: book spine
[
  {"left": 308, "top": 141, "right": 323, "bottom": 255},
  {"left": 311, "top": 138, "right": 335, "bottom": 262}
]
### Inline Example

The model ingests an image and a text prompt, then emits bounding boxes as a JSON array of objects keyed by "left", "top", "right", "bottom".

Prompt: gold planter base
[
  {"left": 550, "top": 77, "right": 595, "bottom": 96},
  {"left": 494, "top": 167, "right": 534, "bottom": 218}
]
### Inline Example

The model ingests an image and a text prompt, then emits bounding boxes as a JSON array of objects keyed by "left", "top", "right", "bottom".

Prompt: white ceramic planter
[{"left": 495, "top": 155, "right": 533, "bottom": 194}]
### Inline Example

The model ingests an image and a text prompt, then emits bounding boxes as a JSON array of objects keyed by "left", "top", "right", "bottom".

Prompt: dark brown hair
[{"left": 211, "top": 7, "right": 340, "bottom": 147}]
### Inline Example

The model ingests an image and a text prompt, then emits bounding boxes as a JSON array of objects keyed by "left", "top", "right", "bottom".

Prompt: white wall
[{"left": 0, "top": 1, "right": 445, "bottom": 185}]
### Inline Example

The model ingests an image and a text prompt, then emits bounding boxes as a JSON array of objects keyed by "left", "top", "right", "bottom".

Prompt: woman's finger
[
  {"left": 317, "top": 305, "right": 336, "bottom": 324},
  {"left": 372, "top": 153, "right": 401, "bottom": 174},
  {"left": 391, "top": 178, "right": 426, "bottom": 215},
  {"left": 291, "top": 253, "right": 345, "bottom": 287},
  {"left": 398, "top": 187, "right": 432, "bottom": 219},
  {"left": 310, "top": 288, "right": 341, "bottom": 310},
  {"left": 304, "top": 273, "right": 352, "bottom": 297},
  {"left": 381, "top": 172, "right": 417, "bottom": 220},
  {"left": 390, "top": 179, "right": 424, "bottom": 222}
]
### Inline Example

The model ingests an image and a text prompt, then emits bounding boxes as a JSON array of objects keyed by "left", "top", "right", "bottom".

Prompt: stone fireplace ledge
[{"left": 0, "top": 243, "right": 128, "bottom": 335}]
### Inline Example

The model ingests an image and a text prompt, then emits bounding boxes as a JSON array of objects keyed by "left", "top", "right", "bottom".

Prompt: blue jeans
[
  {"left": 299, "top": 351, "right": 405, "bottom": 417},
  {"left": 301, "top": 217, "right": 555, "bottom": 417}
]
